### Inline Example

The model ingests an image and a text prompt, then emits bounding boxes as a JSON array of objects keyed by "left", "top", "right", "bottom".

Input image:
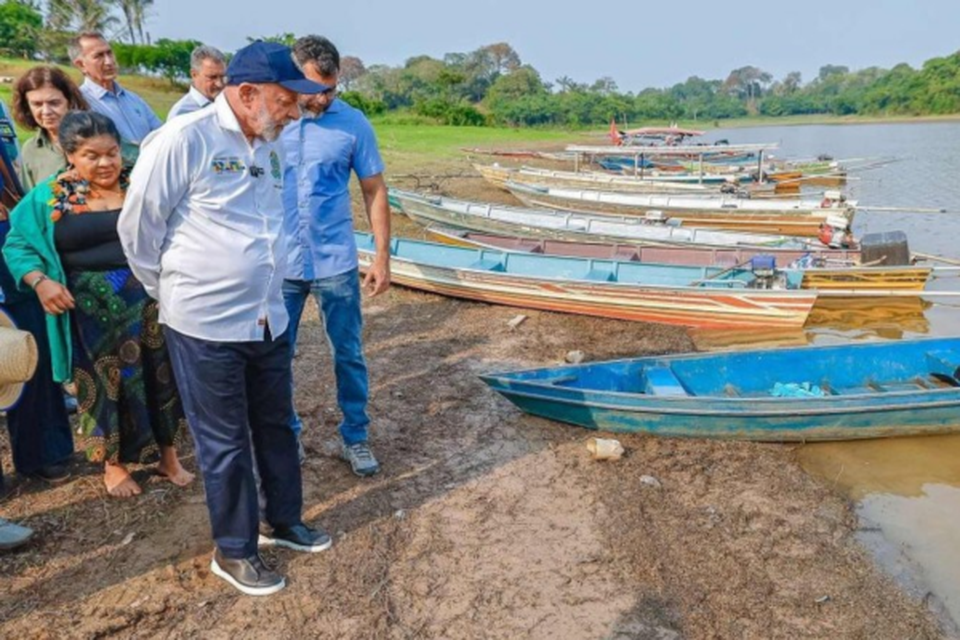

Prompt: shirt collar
[
  {"left": 213, "top": 93, "right": 243, "bottom": 135},
  {"left": 301, "top": 97, "right": 343, "bottom": 122},
  {"left": 326, "top": 98, "right": 343, "bottom": 114},
  {"left": 82, "top": 77, "right": 124, "bottom": 98},
  {"left": 33, "top": 131, "right": 54, "bottom": 148},
  {"left": 189, "top": 85, "right": 212, "bottom": 107}
]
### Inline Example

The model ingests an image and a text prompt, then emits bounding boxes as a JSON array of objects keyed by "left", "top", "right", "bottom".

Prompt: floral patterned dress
[{"left": 51, "top": 175, "right": 185, "bottom": 463}]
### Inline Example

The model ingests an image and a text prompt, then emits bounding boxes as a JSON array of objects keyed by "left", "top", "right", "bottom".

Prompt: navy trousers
[
  {"left": 164, "top": 326, "right": 303, "bottom": 559},
  {"left": 1, "top": 234, "right": 74, "bottom": 486},
  {"left": 2, "top": 299, "right": 74, "bottom": 477}
]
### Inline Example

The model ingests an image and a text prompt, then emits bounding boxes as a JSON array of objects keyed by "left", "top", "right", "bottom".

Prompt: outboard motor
[
  {"left": 818, "top": 214, "right": 853, "bottom": 249},
  {"left": 749, "top": 255, "right": 786, "bottom": 289},
  {"left": 860, "top": 231, "right": 912, "bottom": 266}
]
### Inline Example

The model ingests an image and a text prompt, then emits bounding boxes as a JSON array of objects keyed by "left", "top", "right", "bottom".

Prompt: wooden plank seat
[
  {"left": 644, "top": 366, "right": 689, "bottom": 397},
  {"left": 584, "top": 269, "right": 616, "bottom": 282},
  {"left": 926, "top": 350, "right": 960, "bottom": 384},
  {"left": 469, "top": 259, "right": 505, "bottom": 272}
]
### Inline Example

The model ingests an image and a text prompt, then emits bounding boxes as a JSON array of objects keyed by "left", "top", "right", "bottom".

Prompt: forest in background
[{"left": 2, "top": 1, "right": 959, "bottom": 127}]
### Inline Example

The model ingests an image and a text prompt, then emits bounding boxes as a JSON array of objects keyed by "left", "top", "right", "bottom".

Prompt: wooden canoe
[
  {"left": 389, "top": 189, "right": 828, "bottom": 252},
  {"left": 425, "top": 227, "right": 931, "bottom": 292},
  {"left": 355, "top": 232, "right": 816, "bottom": 329},
  {"left": 505, "top": 182, "right": 855, "bottom": 237},
  {"left": 481, "top": 337, "right": 960, "bottom": 441},
  {"left": 473, "top": 163, "right": 711, "bottom": 194}
]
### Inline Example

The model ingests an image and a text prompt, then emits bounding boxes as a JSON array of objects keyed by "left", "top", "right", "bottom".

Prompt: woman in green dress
[
  {"left": 3, "top": 111, "right": 194, "bottom": 498},
  {"left": 11, "top": 66, "right": 88, "bottom": 191}
]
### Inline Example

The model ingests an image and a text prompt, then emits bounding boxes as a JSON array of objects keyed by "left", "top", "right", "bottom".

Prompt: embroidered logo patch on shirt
[
  {"left": 211, "top": 157, "right": 247, "bottom": 174},
  {"left": 269, "top": 151, "right": 281, "bottom": 181}
]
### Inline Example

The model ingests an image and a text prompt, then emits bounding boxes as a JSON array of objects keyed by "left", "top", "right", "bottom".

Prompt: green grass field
[{"left": 0, "top": 57, "right": 185, "bottom": 139}]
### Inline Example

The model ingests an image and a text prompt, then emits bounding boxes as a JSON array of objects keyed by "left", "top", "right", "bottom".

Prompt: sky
[{"left": 149, "top": 0, "right": 960, "bottom": 91}]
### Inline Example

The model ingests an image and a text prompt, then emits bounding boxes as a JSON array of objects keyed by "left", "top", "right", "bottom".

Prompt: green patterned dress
[{"left": 56, "top": 209, "right": 185, "bottom": 463}]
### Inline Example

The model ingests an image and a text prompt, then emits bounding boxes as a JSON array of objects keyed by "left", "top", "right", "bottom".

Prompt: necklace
[{"left": 50, "top": 167, "right": 130, "bottom": 222}]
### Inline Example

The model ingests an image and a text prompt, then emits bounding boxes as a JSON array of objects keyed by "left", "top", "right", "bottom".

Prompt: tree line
[
  {"left": 342, "top": 46, "right": 960, "bottom": 126},
  {"left": 2, "top": 2, "right": 959, "bottom": 126}
]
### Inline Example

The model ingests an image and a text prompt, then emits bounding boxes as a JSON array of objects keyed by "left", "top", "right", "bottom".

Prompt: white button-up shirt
[
  {"left": 167, "top": 86, "right": 212, "bottom": 121},
  {"left": 118, "top": 94, "right": 289, "bottom": 342}
]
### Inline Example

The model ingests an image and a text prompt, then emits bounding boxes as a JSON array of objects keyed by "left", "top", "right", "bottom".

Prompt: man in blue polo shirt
[
  {"left": 72, "top": 32, "right": 162, "bottom": 150},
  {"left": 281, "top": 35, "right": 391, "bottom": 477}
]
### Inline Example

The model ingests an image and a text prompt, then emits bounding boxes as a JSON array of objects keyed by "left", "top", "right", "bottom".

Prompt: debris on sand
[
  {"left": 587, "top": 437, "right": 625, "bottom": 461},
  {"left": 639, "top": 475, "right": 663, "bottom": 489},
  {"left": 507, "top": 314, "right": 528, "bottom": 330}
]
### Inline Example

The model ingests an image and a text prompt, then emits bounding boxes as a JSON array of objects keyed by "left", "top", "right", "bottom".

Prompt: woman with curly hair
[
  {"left": 10, "top": 66, "right": 89, "bottom": 191},
  {"left": 3, "top": 111, "right": 193, "bottom": 497}
]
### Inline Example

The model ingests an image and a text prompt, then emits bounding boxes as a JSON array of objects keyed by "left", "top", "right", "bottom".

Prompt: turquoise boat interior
[
  {"left": 355, "top": 232, "right": 803, "bottom": 290},
  {"left": 483, "top": 338, "right": 960, "bottom": 399}
]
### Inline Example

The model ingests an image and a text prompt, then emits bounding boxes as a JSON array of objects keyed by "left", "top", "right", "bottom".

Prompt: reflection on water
[
  {"left": 798, "top": 434, "right": 960, "bottom": 500},
  {"left": 710, "top": 121, "right": 960, "bottom": 632},
  {"left": 798, "top": 436, "right": 960, "bottom": 629},
  {"left": 689, "top": 327, "right": 810, "bottom": 351},
  {"left": 806, "top": 297, "right": 932, "bottom": 341}
]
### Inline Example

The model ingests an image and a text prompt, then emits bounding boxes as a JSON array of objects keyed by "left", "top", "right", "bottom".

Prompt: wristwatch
[{"left": 28, "top": 273, "right": 49, "bottom": 289}]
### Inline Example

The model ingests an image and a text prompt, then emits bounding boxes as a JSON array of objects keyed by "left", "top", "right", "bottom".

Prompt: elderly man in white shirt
[
  {"left": 119, "top": 42, "right": 330, "bottom": 597},
  {"left": 167, "top": 45, "right": 226, "bottom": 121}
]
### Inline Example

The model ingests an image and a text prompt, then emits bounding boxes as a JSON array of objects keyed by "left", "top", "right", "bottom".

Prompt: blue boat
[{"left": 481, "top": 338, "right": 960, "bottom": 441}]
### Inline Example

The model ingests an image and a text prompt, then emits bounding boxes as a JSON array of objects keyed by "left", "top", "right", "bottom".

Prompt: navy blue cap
[{"left": 226, "top": 41, "right": 327, "bottom": 94}]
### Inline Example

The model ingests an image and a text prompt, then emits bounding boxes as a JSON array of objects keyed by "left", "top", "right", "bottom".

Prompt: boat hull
[
  {"left": 391, "top": 189, "right": 821, "bottom": 251},
  {"left": 356, "top": 233, "right": 816, "bottom": 329},
  {"left": 507, "top": 183, "right": 852, "bottom": 237},
  {"left": 427, "top": 228, "right": 930, "bottom": 292},
  {"left": 487, "top": 388, "right": 960, "bottom": 441},
  {"left": 481, "top": 338, "right": 960, "bottom": 441}
]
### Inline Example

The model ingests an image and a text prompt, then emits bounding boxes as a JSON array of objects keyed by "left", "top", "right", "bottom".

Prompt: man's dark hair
[
  {"left": 58, "top": 110, "right": 121, "bottom": 154},
  {"left": 292, "top": 35, "right": 340, "bottom": 75}
]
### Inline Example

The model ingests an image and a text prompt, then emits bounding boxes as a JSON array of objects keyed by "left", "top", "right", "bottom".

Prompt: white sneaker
[{"left": 0, "top": 517, "right": 34, "bottom": 551}]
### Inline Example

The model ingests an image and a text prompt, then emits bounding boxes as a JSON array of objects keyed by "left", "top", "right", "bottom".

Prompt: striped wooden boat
[
  {"left": 425, "top": 227, "right": 931, "bottom": 292},
  {"left": 474, "top": 164, "right": 710, "bottom": 194},
  {"left": 389, "top": 189, "right": 829, "bottom": 252},
  {"left": 597, "top": 158, "right": 753, "bottom": 182},
  {"left": 481, "top": 337, "right": 960, "bottom": 441},
  {"left": 355, "top": 232, "right": 816, "bottom": 329},
  {"left": 506, "top": 182, "right": 855, "bottom": 237}
]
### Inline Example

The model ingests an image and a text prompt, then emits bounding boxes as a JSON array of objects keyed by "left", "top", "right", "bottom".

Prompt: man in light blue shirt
[
  {"left": 168, "top": 45, "right": 226, "bottom": 121},
  {"left": 282, "top": 35, "right": 391, "bottom": 477},
  {"left": 72, "top": 32, "right": 162, "bottom": 147}
]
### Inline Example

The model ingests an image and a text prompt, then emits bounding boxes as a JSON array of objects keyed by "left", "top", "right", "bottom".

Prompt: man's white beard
[{"left": 258, "top": 103, "right": 284, "bottom": 141}]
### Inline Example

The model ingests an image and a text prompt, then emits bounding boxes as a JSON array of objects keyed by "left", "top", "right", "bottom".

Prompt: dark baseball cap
[{"left": 226, "top": 41, "right": 328, "bottom": 94}]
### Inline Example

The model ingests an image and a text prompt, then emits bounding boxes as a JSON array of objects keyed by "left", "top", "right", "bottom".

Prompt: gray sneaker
[
  {"left": 341, "top": 442, "right": 380, "bottom": 477},
  {"left": 0, "top": 517, "right": 34, "bottom": 551}
]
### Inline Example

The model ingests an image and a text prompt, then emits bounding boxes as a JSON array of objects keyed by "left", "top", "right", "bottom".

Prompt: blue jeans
[{"left": 282, "top": 269, "right": 370, "bottom": 445}]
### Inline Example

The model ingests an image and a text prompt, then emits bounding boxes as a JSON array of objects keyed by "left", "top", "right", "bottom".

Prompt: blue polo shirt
[
  {"left": 80, "top": 78, "right": 162, "bottom": 145},
  {"left": 281, "top": 98, "right": 385, "bottom": 281}
]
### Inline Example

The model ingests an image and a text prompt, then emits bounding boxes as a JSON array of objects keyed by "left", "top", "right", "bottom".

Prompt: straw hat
[{"left": 0, "top": 308, "right": 38, "bottom": 411}]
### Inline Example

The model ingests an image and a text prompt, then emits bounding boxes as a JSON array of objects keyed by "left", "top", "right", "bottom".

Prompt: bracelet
[{"left": 28, "top": 274, "right": 49, "bottom": 289}]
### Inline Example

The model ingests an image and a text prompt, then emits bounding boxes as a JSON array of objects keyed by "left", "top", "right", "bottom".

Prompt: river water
[{"left": 702, "top": 122, "right": 960, "bottom": 630}]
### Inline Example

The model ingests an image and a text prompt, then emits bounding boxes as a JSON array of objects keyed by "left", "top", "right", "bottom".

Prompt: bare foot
[
  {"left": 104, "top": 463, "right": 142, "bottom": 498},
  {"left": 156, "top": 446, "right": 195, "bottom": 487}
]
